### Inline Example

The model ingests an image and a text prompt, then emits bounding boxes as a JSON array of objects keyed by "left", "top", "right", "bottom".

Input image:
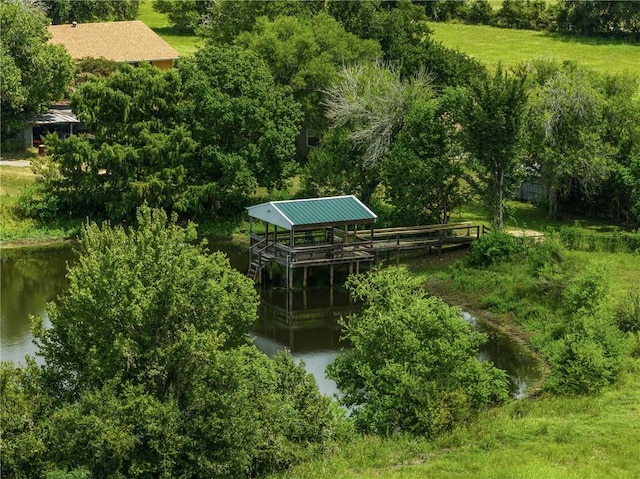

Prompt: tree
[
  {"left": 317, "top": 62, "right": 430, "bottom": 206},
  {"left": 20, "top": 206, "right": 340, "bottom": 477},
  {"left": 43, "top": 0, "right": 140, "bottom": 24},
  {"left": 324, "top": 62, "right": 429, "bottom": 170},
  {"left": 574, "top": 72, "right": 640, "bottom": 224},
  {"left": 44, "top": 63, "right": 196, "bottom": 220},
  {"left": 385, "top": 88, "right": 470, "bottom": 224},
  {"left": 40, "top": 46, "right": 302, "bottom": 221},
  {"left": 34, "top": 207, "right": 258, "bottom": 399},
  {"left": 236, "top": 12, "right": 381, "bottom": 129},
  {"left": 324, "top": 0, "right": 381, "bottom": 38},
  {"left": 555, "top": 1, "right": 640, "bottom": 38},
  {"left": 494, "top": 0, "right": 553, "bottom": 30},
  {"left": 364, "top": 1, "right": 486, "bottom": 87},
  {"left": 300, "top": 127, "right": 384, "bottom": 206},
  {"left": 327, "top": 267, "right": 508, "bottom": 437},
  {"left": 152, "top": 0, "right": 213, "bottom": 33},
  {"left": 197, "top": 0, "right": 321, "bottom": 44},
  {"left": 465, "top": 66, "right": 529, "bottom": 228},
  {"left": 0, "top": 0, "right": 74, "bottom": 148},
  {"left": 526, "top": 64, "right": 614, "bottom": 219},
  {"left": 177, "top": 45, "right": 303, "bottom": 210}
]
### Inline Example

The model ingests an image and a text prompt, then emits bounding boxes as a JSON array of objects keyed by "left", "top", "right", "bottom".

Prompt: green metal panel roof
[{"left": 247, "top": 195, "right": 377, "bottom": 230}]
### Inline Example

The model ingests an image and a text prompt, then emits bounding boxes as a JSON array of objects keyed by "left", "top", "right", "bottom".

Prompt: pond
[{"left": 0, "top": 243, "right": 543, "bottom": 398}]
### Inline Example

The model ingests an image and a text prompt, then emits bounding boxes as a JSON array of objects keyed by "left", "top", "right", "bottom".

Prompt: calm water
[{"left": 0, "top": 244, "right": 542, "bottom": 398}]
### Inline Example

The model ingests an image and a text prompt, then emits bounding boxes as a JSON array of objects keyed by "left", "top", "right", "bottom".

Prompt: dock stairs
[{"left": 247, "top": 253, "right": 274, "bottom": 283}]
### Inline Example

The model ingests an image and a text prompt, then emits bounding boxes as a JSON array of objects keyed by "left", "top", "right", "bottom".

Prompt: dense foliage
[
  {"left": 0, "top": 1, "right": 74, "bottom": 149},
  {"left": 465, "top": 66, "right": 529, "bottom": 228},
  {"left": 328, "top": 267, "right": 509, "bottom": 437},
  {"left": 1, "top": 207, "right": 340, "bottom": 478},
  {"left": 236, "top": 11, "right": 381, "bottom": 128},
  {"left": 422, "top": 0, "right": 640, "bottom": 39},
  {"left": 43, "top": 0, "right": 140, "bottom": 24},
  {"left": 448, "top": 235, "right": 636, "bottom": 397},
  {"left": 385, "top": 88, "right": 469, "bottom": 224},
  {"left": 38, "top": 46, "right": 301, "bottom": 221}
]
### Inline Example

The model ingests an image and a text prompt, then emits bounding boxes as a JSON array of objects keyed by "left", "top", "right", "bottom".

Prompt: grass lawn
[
  {"left": 0, "top": 151, "right": 81, "bottom": 245},
  {"left": 272, "top": 366, "right": 640, "bottom": 478},
  {"left": 269, "top": 243, "right": 640, "bottom": 478},
  {"left": 137, "top": 0, "right": 201, "bottom": 56},
  {"left": 429, "top": 22, "right": 640, "bottom": 79}
]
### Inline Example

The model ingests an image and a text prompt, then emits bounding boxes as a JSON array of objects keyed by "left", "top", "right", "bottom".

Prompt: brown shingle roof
[{"left": 48, "top": 21, "right": 179, "bottom": 63}]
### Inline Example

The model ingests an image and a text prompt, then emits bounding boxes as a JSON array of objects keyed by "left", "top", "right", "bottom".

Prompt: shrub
[
  {"left": 328, "top": 268, "right": 508, "bottom": 437},
  {"left": 545, "top": 262, "right": 632, "bottom": 395},
  {"left": 546, "top": 311, "right": 631, "bottom": 395},
  {"left": 524, "top": 236, "right": 564, "bottom": 276},
  {"left": 17, "top": 184, "right": 61, "bottom": 222},
  {"left": 562, "top": 261, "right": 611, "bottom": 315},
  {"left": 467, "top": 230, "right": 523, "bottom": 267},
  {"left": 557, "top": 221, "right": 583, "bottom": 250},
  {"left": 616, "top": 290, "right": 640, "bottom": 333}
]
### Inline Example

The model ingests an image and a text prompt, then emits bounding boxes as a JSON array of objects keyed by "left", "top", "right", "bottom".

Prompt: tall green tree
[
  {"left": 465, "top": 66, "right": 529, "bottom": 228},
  {"left": 152, "top": 0, "right": 213, "bottom": 33},
  {"left": 385, "top": 88, "right": 470, "bottom": 225},
  {"left": 45, "top": 63, "right": 196, "bottom": 220},
  {"left": 177, "top": 45, "right": 303, "bottom": 212},
  {"left": 43, "top": 0, "right": 140, "bottom": 24},
  {"left": 236, "top": 12, "right": 381, "bottom": 129},
  {"left": 34, "top": 207, "right": 258, "bottom": 399},
  {"left": 556, "top": 0, "right": 640, "bottom": 38},
  {"left": 0, "top": 0, "right": 73, "bottom": 148},
  {"left": 328, "top": 267, "right": 508, "bottom": 437},
  {"left": 526, "top": 65, "right": 614, "bottom": 219},
  {"left": 364, "top": 1, "right": 486, "bottom": 87},
  {"left": 197, "top": 0, "right": 321, "bottom": 44},
  {"left": 4, "top": 206, "right": 341, "bottom": 478}
]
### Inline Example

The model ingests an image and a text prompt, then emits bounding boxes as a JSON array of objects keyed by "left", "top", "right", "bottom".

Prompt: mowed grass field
[
  {"left": 429, "top": 22, "right": 640, "bottom": 77},
  {"left": 137, "top": 1, "right": 201, "bottom": 56}
]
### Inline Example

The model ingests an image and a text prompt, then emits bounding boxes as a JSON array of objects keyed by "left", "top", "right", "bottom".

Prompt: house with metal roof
[
  {"left": 48, "top": 20, "right": 179, "bottom": 70},
  {"left": 247, "top": 196, "right": 377, "bottom": 288}
]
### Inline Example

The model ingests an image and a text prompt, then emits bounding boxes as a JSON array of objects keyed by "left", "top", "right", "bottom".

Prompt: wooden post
[
  {"left": 330, "top": 264, "right": 334, "bottom": 286},
  {"left": 303, "top": 266, "right": 308, "bottom": 288}
]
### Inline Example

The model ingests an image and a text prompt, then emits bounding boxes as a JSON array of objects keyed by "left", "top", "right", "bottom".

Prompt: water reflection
[
  {"left": 0, "top": 248, "right": 74, "bottom": 364},
  {"left": 1, "top": 244, "right": 542, "bottom": 397}
]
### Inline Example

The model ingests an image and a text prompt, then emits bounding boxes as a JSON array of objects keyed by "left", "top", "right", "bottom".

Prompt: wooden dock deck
[{"left": 249, "top": 222, "right": 487, "bottom": 288}]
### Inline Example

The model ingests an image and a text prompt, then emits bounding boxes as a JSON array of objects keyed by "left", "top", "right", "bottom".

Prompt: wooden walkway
[{"left": 249, "top": 222, "right": 488, "bottom": 288}]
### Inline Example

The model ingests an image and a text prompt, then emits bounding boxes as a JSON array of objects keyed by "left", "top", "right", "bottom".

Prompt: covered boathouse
[{"left": 247, "top": 195, "right": 377, "bottom": 288}]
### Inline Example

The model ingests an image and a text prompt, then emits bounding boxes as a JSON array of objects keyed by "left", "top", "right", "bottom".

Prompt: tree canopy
[
  {"left": 236, "top": 11, "right": 381, "bottom": 128},
  {"left": 40, "top": 46, "right": 302, "bottom": 221},
  {"left": 328, "top": 267, "right": 508, "bottom": 437},
  {"left": 0, "top": 0, "right": 74, "bottom": 148},
  {"left": 1, "top": 206, "right": 340, "bottom": 478},
  {"left": 43, "top": 0, "right": 140, "bottom": 24},
  {"left": 465, "top": 66, "right": 529, "bottom": 228}
]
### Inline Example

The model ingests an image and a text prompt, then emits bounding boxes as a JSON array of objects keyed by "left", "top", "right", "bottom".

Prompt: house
[
  {"left": 22, "top": 21, "right": 179, "bottom": 147},
  {"left": 27, "top": 104, "right": 81, "bottom": 150},
  {"left": 48, "top": 20, "right": 179, "bottom": 70}
]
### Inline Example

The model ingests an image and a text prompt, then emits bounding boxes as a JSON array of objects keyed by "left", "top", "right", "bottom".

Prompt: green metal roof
[{"left": 247, "top": 195, "right": 377, "bottom": 230}]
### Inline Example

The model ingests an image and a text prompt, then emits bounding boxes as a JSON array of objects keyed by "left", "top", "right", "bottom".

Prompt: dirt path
[{"left": 0, "top": 160, "right": 31, "bottom": 167}]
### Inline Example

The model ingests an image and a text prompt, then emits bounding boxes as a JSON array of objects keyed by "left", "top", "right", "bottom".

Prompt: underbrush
[
  {"left": 271, "top": 233, "right": 640, "bottom": 478},
  {"left": 442, "top": 233, "right": 638, "bottom": 396}
]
